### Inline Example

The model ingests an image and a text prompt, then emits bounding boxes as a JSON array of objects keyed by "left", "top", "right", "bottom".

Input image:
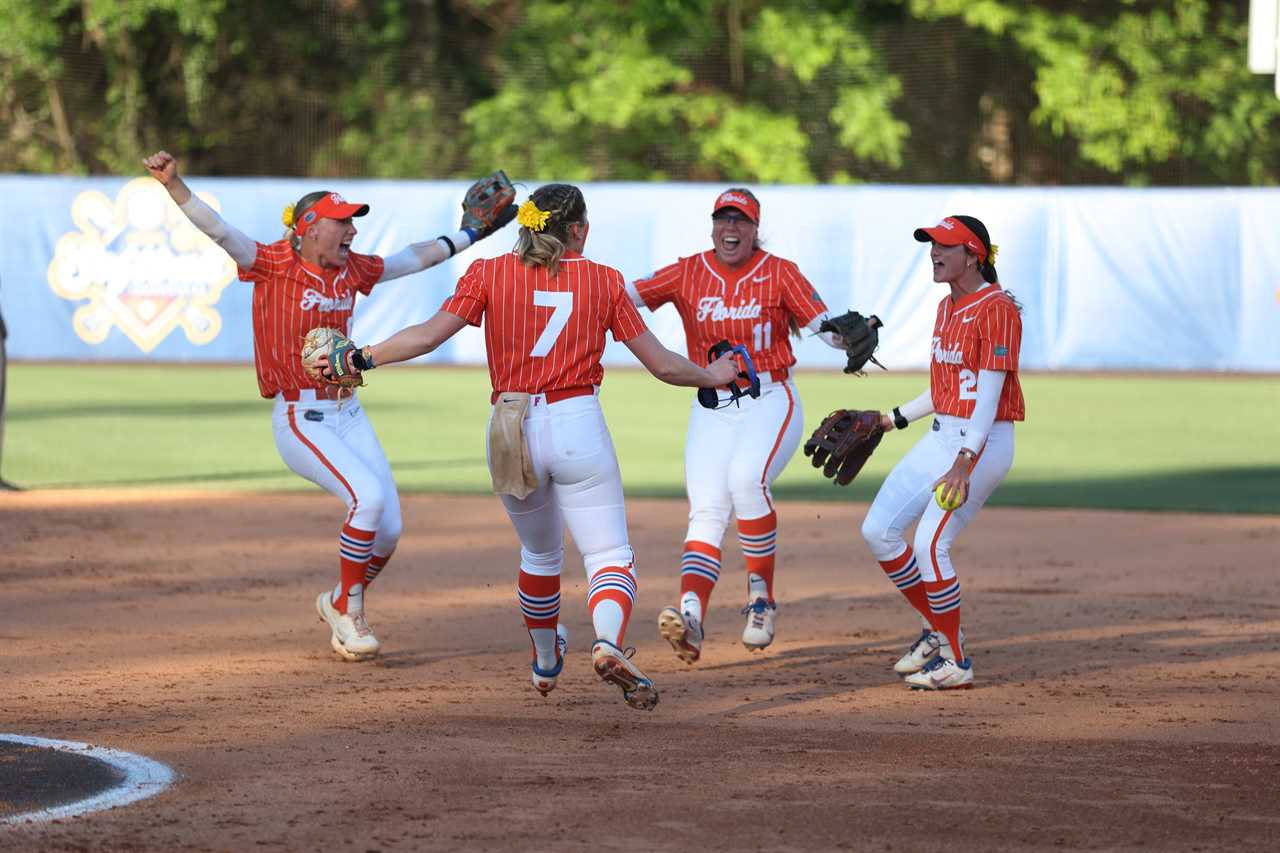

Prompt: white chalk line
[{"left": 0, "top": 734, "right": 175, "bottom": 825}]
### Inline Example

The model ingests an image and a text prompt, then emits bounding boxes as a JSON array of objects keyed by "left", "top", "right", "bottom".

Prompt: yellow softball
[{"left": 934, "top": 482, "right": 964, "bottom": 511}]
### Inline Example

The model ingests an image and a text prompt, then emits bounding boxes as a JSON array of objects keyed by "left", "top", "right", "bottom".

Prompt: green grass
[{"left": 4, "top": 363, "right": 1278, "bottom": 513}]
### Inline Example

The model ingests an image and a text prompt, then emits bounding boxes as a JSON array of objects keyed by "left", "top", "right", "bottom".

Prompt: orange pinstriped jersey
[
  {"left": 239, "top": 240, "right": 384, "bottom": 398},
  {"left": 633, "top": 249, "right": 827, "bottom": 373},
  {"left": 441, "top": 252, "right": 647, "bottom": 400},
  {"left": 929, "top": 285, "right": 1025, "bottom": 421}
]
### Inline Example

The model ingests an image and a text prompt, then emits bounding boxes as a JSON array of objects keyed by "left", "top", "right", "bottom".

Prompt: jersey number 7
[{"left": 530, "top": 290, "right": 573, "bottom": 358}]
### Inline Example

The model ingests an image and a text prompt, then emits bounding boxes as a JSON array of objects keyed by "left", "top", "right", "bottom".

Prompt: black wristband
[
  {"left": 351, "top": 347, "right": 375, "bottom": 371},
  {"left": 438, "top": 234, "right": 457, "bottom": 258},
  {"left": 892, "top": 406, "right": 909, "bottom": 430}
]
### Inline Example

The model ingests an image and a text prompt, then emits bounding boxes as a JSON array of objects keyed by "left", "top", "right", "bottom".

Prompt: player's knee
[
  {"left": 347, "top": 481, "right": 388, "bottom": 530},
  {"left": 521, "top": 546, "right": 564, "bottom": 576},
  {"left": 861, "top": 513, "right": 901, "bottom": 560},
  {"left": 729, "top": 486, "right": 772, "bottom": 522},
  {"left": 687, "top": 503, "right": 731, "bottom": 544},
  {"left": 377, "top": 508, "right": 403, "bottom": 549},
  {"left": 583, "top": 545, "right": 634, "bottom": 577}
]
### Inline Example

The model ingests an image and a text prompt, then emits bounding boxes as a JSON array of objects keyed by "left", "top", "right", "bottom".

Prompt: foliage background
[{"left": 2, "top": 0, "right": 1277, "bottom": 186}]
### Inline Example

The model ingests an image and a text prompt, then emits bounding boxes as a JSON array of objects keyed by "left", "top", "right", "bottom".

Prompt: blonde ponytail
[{"left": 514, "top": 184, "right": 586, "bottom": 277}]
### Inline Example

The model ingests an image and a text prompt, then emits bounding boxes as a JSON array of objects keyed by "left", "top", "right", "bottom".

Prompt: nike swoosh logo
[
  {"left": 752, "top": 276, "right": 770, "bottom": 283},
  {"left": 961, "top": 317, "right": 976, "bottom": 324}
]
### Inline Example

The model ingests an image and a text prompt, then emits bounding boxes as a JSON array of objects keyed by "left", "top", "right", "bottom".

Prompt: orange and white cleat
[
  {"left": 591, "top": 639, "right": 659, "bottom": 710},
  {"left": 316, "top": 590, "right": 380, "bottom": 661}
]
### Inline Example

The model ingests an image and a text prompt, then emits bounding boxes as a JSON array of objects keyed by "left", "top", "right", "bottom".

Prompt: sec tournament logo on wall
[{"left": 47, "top": 178, "right": 237, "bottom": 352}]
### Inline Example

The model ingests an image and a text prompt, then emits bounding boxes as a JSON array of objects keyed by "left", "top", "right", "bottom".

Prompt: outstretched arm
[
  {"left": 378, "top": 172, "right": 518, "bottom": 283},
  {"left": 142, "top": 150, "right": 257, "bottom": 269},
  {"left": 366, "top": 310, "right": 470, "bottom": 367},
  {"left": 623, "top": 330, "right": 739, "bottom": 388}
]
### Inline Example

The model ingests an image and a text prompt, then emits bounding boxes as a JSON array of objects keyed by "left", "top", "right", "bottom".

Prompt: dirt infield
[{"left": 2, "top": 490, "right": 1278, "bottom": 851}]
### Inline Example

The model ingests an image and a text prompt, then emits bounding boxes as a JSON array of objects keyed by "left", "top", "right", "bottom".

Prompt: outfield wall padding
[{"left": 1, "top": 176, "right": 1276, "bottom": 372}]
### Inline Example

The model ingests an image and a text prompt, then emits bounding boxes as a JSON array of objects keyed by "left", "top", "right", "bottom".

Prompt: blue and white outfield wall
[{"left": 1, "top": 175, "right": 1277, "bottom": 372}]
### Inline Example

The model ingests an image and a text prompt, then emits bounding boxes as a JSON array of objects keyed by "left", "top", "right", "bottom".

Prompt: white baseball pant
[
  {"left": 861, "top": 414, "right": 1014, "bottom": 582},
  {"left": 271, "top": 392, "right": 403, "bottom": 555},
  {"left": 684, "top": 377, "right": 803, "bottom": 542}
]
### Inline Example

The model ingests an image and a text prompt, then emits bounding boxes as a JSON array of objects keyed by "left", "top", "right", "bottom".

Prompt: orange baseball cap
[
  {"left": 712, "top": 189, "right": 760, "bottom": 224},
  {"left": 913, "top": 216, "right": 989, "bottom": 262},
  {"left": 295, "top": 192, "right": 370, "bottom": 237}
]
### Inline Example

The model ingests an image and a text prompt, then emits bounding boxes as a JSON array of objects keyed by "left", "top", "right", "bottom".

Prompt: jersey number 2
[
  {"left": 958, "top": 369, "right": 978, "bottom": 401},
  {"left": 530, "top": 290, "right": 573, "bottom": 357}
]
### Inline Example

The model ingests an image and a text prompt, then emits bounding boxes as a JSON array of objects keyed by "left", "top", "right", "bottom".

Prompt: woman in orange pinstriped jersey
[
  {"left": 626, "top": 188, "right": 849, "bottom": 663},
  {"left": 311, "top": 183, "right": 738, "bottom": 709},
  {"left": 144, "top": 149, "right": 514, "bottom": 664},
  {"left": 861, "top": 215, "right": 1024, "bottom": 691}
]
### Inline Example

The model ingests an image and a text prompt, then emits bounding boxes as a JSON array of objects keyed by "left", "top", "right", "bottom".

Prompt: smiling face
[
  {"left": 306, "top": 216, "right": 358, "bottom": 269},
  {"left": 711, "top": 209, "right": 758, "bottom": 268}
]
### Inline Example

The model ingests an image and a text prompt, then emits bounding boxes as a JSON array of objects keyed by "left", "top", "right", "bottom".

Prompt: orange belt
[{"left": 490, "top": 385, "right": 595, "bottom": 405}]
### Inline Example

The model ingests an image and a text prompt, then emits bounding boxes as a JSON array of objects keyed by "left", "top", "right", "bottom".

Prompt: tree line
[{"left": 1, "top": 0, "right": 1275, "bottom": 185}]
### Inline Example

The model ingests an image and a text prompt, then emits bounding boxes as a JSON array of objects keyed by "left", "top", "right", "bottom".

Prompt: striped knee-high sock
[
  {"left": 737, "top": 511, "right": 778, "bottom": 603},
  {"left": 879, "top": 547, "right": 936, "bottom": 628},
  {"left": 679, "top": 541, "right": 721, "bottom": 621},
  {"left": 334, "top": 524, "right": 375, "bottom": 615},
  {"left": 364, "top": 549, "right": 394, "bottom": 588},
  {"left": 587, "top": 565, "right": 637, "bottom": 646},
  {"left": 519, "top": 570, "right": 561, "bottom": 670},
  {"left": 924, "top": 577, "right": 965, "bottom": 661}
]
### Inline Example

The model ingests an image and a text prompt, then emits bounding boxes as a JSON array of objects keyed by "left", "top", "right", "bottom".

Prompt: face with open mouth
[
  {"left": 711, "top": 209, "right": 758, "bottom": 268},
  {"left": 308, "top": 216, "right": 358, "bottom": 269},
  {"left": 929, "top": 241, "right": 970, "bottom": 283}
]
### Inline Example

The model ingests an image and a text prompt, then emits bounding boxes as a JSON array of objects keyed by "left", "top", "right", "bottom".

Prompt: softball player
[
  {"left": 627, "top": 188, "right": 845, "bottom": 663},
  {"left": 315, "top": 183, "right": 738, "bottom": 709},
  {"left": 143, "top": 150, "right": 511, "bottom": 662},
  {"left": 861, "top": 215, "right": 1024, "bottom": 690}
]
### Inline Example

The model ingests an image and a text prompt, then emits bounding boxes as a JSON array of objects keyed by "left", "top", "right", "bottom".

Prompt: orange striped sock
[
  {"left": 364, "top": 549, "right": 393, "bottom": 587},
  {"left": 737, "top": 511, "right": 778, "bottom": 603},
  {"left": 679, "top": 540, "right": 721, "bottom": 620},
  {"left": 518, "top": 571, "right": 561, "bottom": 631},
  {"left": 335, "top": 524, "right": 375, "bottom": 615},
  {"left": 924, "top": 577, "right": 964, "bottom": 661},
  {"left": 587, "top": 565, "right": 637, "bottom": 646},
  {"left": 879, "top": 547, "right": 935, "bottom": 627}
]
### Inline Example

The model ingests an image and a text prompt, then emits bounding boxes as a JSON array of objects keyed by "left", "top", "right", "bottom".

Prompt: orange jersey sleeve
[
  {"left": 632, "top": 259, "right": 686, "bottom": 310},
  {"left": 776, "top": 259, "right": 828, "bottom": 329}
]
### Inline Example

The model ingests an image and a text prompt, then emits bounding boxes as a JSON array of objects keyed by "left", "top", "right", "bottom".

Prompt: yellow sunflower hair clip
[
  {"left": 516, "top": 199, "right": 550, "bottom": 232},
  {"left": 988, "top": 243, "right": 1000, "bottom": 264},
  {"left": 281, "top": 203, "right": 296, "bottom": 229}
]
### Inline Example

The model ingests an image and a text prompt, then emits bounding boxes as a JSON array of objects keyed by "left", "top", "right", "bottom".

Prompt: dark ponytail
[{"left": 953, "top": 214, "right": 998, "bottom": 283}]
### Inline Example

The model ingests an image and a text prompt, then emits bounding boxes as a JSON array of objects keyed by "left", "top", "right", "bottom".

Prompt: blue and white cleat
[
  {"left": 904, "top": 655, "right": 974, "bottom": 690},
  {"left": 531, "top": 624, "right": 569, "bottom": 696},
  {"left": 894, "top": 628, "right": 964, "bottom": 675}
]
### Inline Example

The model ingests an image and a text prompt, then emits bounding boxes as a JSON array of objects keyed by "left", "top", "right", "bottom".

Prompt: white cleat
[
  {"left": 316, "top": 590, "right": 380, "bottom": 661},
  {"left": 904, "top": 655, "right": 974, "bottom": 690},
  {"left": 741, "top": 598, "right": 777, "bottom": 651},
  {"left": 531, "top": 624, "right": 569, "bottom": 696},
  {"left": 893, "top": 628, "right": 964, "bottom": 675},
  {"left": 591, "top": 640, "right": 659, "bottom": 711},
  {"left": 658, "top": 607, "right": 704, "bottom": 664}
]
